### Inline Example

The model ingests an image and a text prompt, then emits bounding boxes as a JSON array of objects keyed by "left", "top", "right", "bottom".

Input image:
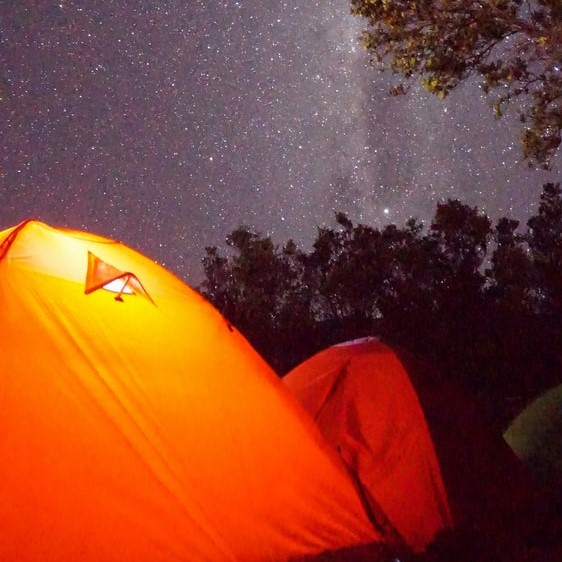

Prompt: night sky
[{"left": 1, "top": 1, "right": 560, "bottom": 284}]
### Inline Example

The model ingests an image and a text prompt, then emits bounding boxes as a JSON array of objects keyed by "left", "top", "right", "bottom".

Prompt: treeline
[{"left": 199, "top": 182, "right": 562, "bottom": 429}]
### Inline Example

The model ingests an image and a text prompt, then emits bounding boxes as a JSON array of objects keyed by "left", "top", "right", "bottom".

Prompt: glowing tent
[
  {"left": 0, "top": 220, "right": 384, "bottom": 562},
  {"left": 283, "top": 337, "right": 539, "bottom": 552}
]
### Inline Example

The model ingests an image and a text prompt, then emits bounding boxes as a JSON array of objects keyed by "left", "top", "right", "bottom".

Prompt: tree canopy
[
  {"left": 350, "top": 0, "right": 562, "bottom": 168},
  {"left": 199, "top": 182, "right": 562, "bottom": 430}
]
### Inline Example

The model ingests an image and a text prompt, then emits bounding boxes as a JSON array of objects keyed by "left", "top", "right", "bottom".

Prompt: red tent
[
  {"left": 284, "top": 337, "right": 452, "bottom": 552},
  {"left": 284, "top": 337, "right": 539, "bottom": 552}
]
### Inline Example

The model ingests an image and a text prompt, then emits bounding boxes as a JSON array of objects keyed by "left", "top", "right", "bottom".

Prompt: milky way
[{"left": 1, "top": 1, "right": 560, "bottom": 283}]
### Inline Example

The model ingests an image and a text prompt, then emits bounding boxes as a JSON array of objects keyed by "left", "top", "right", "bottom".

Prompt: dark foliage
[
  {"left": 350, "top": 0, "right": 562, "bottom": 168},
  {"left": 199, "top": 182, "right": 562, "bottom": 430}
]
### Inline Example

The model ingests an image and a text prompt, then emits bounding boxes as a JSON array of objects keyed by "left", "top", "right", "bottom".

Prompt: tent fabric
[
  {"left": 0, "top": 220, "right": 383, "bottom": 562},
  {"left": 504, "top": 384, "right": 562, "bottom": 489},
  {"left": 283, "top": 338, "right": 453, "bottom": 552}
]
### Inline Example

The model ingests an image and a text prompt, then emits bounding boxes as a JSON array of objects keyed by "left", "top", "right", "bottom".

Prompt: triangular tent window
[{"left": 85, "top": 252, "right": 154, "bottom": 304}]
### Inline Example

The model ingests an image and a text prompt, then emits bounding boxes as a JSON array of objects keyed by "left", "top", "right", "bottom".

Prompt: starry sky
[{"left": 1, "top": 1, "right": 560, "bottom": 284}]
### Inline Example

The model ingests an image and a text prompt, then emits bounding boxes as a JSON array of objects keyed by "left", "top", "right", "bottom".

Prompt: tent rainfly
[{"left": 0, "top": 220, "right": 388, "bottom": 562}]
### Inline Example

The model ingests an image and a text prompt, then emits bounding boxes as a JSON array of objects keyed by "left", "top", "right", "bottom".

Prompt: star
[{"left": 0, "top": 1, "right": 559, "bottom": 284}]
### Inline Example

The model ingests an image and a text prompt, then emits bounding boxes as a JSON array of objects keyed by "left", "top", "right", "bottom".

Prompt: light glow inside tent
[{"left": 102, "top": 277, "right": 134, "bottom": 295}]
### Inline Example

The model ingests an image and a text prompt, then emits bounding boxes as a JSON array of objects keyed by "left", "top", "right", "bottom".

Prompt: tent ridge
[{"left": 0, "top": 218, "right": 35, "bottom": 262}]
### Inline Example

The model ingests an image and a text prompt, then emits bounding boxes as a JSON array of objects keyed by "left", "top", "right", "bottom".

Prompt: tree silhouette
[
  {"left": 199, "top": 184, "right": 562, "bottom": 427},
  {"left": 201, "top": 226, "right": 317, "bottom": 372}
]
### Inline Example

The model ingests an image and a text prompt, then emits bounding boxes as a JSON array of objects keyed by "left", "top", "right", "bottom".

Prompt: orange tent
[
  {"left": 0, "top": 220, "right": 385, "bottom": 561},
  {"left": 283, "top": 337, "right": 453, "bottom": 552}
]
